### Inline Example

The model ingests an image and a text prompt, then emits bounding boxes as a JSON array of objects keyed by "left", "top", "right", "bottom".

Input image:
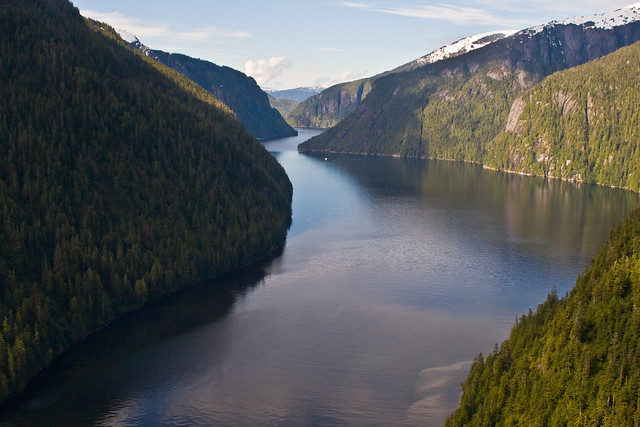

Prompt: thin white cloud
[
  {"left": 243, "top": 57, "right": 294, "bottom": 86},
  {"left": 339, "top": 70, "right": 366, "bottom": 81},
  {"left": 373, "top": 4, "right": 521, "bottom": 26},
  {"left": 345, "top": 1, "right": 630, "bottom": 28},
  {"left": 337, "top": 1, "right": 590, "bottom": 28},
  {"left": 473, "top": 0, "right": 629, "bottom": 13},
  {"left": 340, "top": 2, "right": 370, "bottom": 9},
  {"left": 80, "top": 10, "right": 250, "bottom": 43}
]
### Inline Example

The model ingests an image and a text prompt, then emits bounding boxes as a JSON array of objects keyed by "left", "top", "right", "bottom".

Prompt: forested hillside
[
  {"left": 286, "top": 78, "right": 372, "bottom": 129},
  {"left": 120, "top": 35, "right": 297, "bottom": 139},
  {"left": 446, "top": 207, "right": 640, "bottom": 425},
  {"left": 269, "top": 94, "right": 298, "bottom": 119},
  {"left": 485, "top": 40, "right": 640, "bottom": 191},
  {"left": 0, "top": 0, "right": 292, "bottom": 403}
]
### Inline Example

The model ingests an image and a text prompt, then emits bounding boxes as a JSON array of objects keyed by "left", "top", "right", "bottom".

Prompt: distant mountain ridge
[
  {"left": 266, "top": 87, "right": 324, "bottom": 121},
  {"left": 267, "top": 86, "right": 324, "bottom": 103},
  {"left": 117, "top": 30, "right": 297, "bottom": 139},
  {"left": 299, "top": 3, "right": 640, "bottom": 191}
]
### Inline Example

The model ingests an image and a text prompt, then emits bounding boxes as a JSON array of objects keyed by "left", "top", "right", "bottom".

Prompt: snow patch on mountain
[
  {"left": 417, "top": 30, "right": 519, "bottom": 66},
  {"left": 115, "top": 28, "right": 138, "bottom": 44},
  {"left": 114, "top": 28, "right": 152, "bottom": 56},
  {"left": 525, "top": 3, "right": 640, "bottom": 34}
]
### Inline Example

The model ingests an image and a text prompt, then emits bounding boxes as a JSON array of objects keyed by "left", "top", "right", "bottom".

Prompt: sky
[{"left": 72, "top": 0, "right": 634, "bottom": 91}]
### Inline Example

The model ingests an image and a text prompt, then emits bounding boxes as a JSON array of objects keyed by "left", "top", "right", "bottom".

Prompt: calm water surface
[{"left": 2, "top": 128, "right": 639, "bottom": 426}]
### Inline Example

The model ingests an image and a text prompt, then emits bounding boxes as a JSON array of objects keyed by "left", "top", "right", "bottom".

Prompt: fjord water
[{"left": 2, "top": 129, "right": 639, "bottom": 425}]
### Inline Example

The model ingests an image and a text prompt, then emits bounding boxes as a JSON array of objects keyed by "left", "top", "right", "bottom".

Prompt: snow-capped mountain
[
  {"left": 395, "top": 3, "right": 640, "bottom": 75},
  {"left": 299, "top": 1, "right": 640, "bottom": 156},
  {"left": 491, "top": 2, "right": 640, "bottom": 73},
  {"left": 525, "top": 2, "right": 640, "bottom": 34},
  {"left": 266, "top": 86, "right": 324, "bottom": 103},
  {"left": 418, "top": 30, "right": 519, "bottom": 65},
  {"left": 289, "top": 2, "right": 640, "bottom": 130},
  {"left": 393, "top": 30, "right": 518, "bottom": 73},
  {"left": 114, "top": 28, "right": 136, "bottom": 44}
]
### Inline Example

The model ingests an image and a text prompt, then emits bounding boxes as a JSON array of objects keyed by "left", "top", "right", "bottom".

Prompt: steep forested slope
[
  {"left": 0, "top": 0, "right": 292, "bottom": 403},
  {"left": 268, "top": 94, "right": 298, "bottom": 120},
  {"left": 485, "top": 40, "right": 640, "bottom": 191},
  {"left": 447, "top": 208, "right": 640, "bottom": 425},
  {"left": 124, "top": 41, "right": 297, "bottom": 139},
  {"left": 286, "top": 78, "right": 372, "bottom": 129}
]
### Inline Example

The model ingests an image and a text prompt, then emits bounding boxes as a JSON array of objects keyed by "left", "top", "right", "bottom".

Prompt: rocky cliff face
[
  {"left": 287, "top": 78, "right": 372, "bottom": 128},
  {"left": 121, "top": 36, "right": 297, "bottom": 139},
  {"left": 493, "top": 20, "right": 640, "bottom": 74}
]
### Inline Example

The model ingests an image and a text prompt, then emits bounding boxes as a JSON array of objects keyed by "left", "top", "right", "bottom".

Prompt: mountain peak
[
  {"left": 419, "top": 30, "right": 519, "bottom": 65},
  {"left": 392, "top": 30, "right": 517, "bottom": 73}
]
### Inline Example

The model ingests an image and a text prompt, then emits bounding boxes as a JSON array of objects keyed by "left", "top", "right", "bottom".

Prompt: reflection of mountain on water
[{"left": 305, "top": 154, "right": 639, "bottom": 265}]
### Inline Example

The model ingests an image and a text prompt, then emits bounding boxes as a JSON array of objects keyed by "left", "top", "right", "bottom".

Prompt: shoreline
[{"left": 298, "top": 147, "right": 640, "bottom": 194}]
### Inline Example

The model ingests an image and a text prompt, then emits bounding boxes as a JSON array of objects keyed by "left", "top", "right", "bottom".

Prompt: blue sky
[{"left": 72, "top": 0, "right": 633, "bottom": 90}]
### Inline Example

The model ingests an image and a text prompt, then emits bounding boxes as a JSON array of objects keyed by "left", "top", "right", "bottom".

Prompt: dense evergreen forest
[
  {"left": 0, "top": 0, "right": 292, "bottom": 403},
  {"left": 485, "top": 41, "right": 640, "bottom": 192},
  {"left": 286, "top": 78, "right": 373, "bottom": 129},
  {"left": 446, "top": 207, "right": 640, "bottom": 425},
  {"left": 121, "top": 42, "right": 297, "bottom": 139},
  {"left": 299, "top": 58, "right": 525, "bottom": 159},
  {"left": 287, "top": 31, "right": 517, "bottom": 130},
  {"left": 268, "top": 94, "right": 298, "bottom": 120}
]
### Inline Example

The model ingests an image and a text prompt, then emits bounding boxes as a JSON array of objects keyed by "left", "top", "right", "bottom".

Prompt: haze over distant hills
[
  {"left": 267, "top": 87, "right": 324, "bottom": 103},
  {"left": 265, "top": 87, "right": 325, "bottom": 121}
]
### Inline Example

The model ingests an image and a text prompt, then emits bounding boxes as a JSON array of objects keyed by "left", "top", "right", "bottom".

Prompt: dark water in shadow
[{"left": 1, "top": 128, "right": 638, "bottom": 425}]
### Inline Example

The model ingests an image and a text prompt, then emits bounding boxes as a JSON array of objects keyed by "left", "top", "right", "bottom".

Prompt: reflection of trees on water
[
  {"left": 322, "top": 155, "right": 639, "bottom": 261},
  {"left": 0, "top": 262, "right": 275, "bottom": 425}
]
